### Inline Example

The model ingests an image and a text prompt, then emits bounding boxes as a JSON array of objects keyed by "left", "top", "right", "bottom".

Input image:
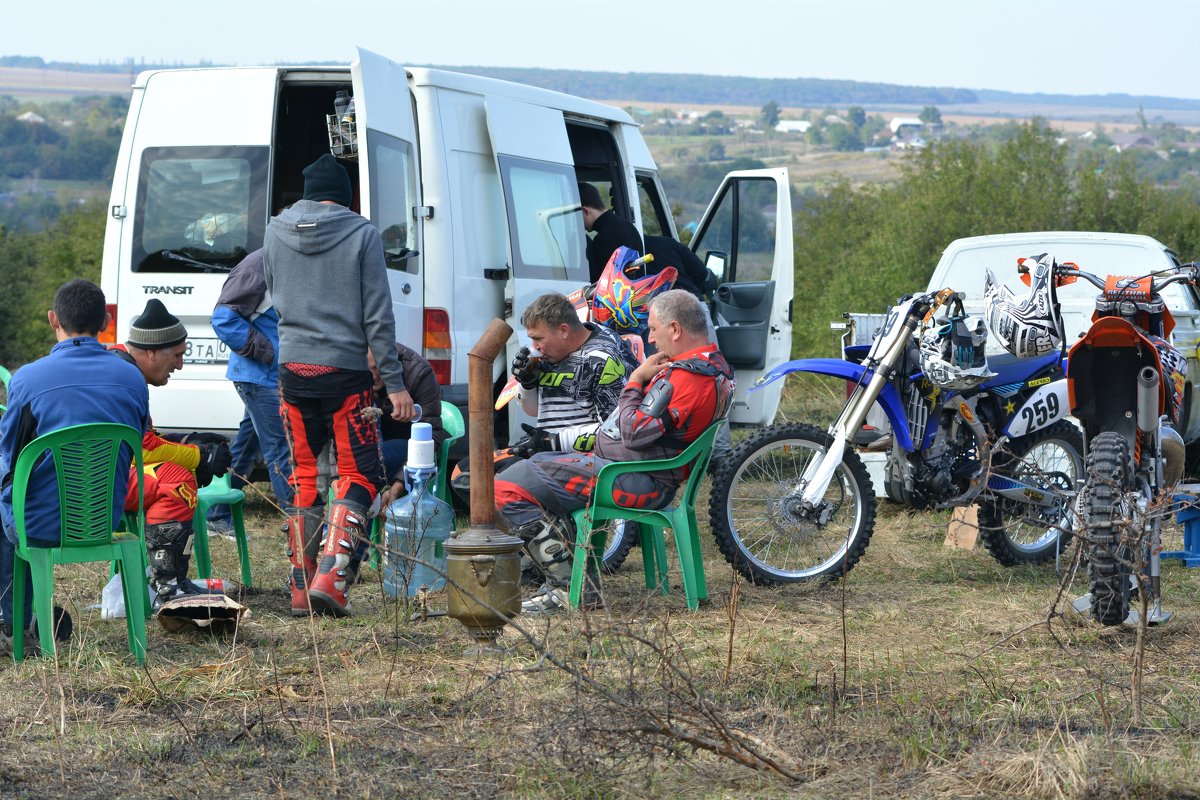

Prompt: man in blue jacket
[
  {"left": 208, "top": 248, "right": 294, "bottom": 531},
  {"left": 0, "top": 280, "right": 149, "bottom": 652}
]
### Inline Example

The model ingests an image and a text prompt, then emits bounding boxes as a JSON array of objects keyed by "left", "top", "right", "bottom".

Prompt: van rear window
[{"left": 132, "top": 146, "right": 269, "bottom": 273}]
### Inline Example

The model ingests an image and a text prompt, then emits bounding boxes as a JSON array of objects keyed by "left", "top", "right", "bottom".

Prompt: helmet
[
  {"left": 983, "top": 254, "right": 1062, "bottom": 358},
  {"left": 592, "top": 246, "right": 677, "bottom": 335},
  {"left": 919, "top": 314, "right": 995, "bottom": 391}
]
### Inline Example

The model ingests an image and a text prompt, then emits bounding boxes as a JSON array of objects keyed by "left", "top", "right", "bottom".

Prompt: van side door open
[
  {"left": 352, "top": 48, "right": 424, "bottom": 352},
  {"left": 690, "top": 168, "right": 794, "bottom": 426}
]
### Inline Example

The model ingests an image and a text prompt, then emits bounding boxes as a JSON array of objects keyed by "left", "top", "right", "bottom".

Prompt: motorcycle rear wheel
[
  {"left": 1083, "top": 432, "right": 1134, "bottom": 626},
  {"left": 978, "top": 421, "right": 1084, "bottom": 566},
  {"left": 708, "top": 423, "right": 876, "bottom": 585}
]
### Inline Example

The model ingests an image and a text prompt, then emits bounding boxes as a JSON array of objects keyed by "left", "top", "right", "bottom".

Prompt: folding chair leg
[
  {"left": 670, "top": 517, "right": 702, "bottom": 611},
  {"left": 119, "top": 542, "right": 147, "bottom": 665},
  {"left": 10, "top": 553, "right": 27, "bottom": 662},
  {"left": 686, "top": 511, "right": 708, "bottom": 603},
  {"left": 569, "top": 518, "right": 591, "bottom": 609}
]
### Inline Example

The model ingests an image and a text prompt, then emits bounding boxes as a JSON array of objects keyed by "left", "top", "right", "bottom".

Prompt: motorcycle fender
[
  {"left": 1003, "top": 380, "right": 1070, "bottom": 438},
  {"left": 753, "top": 357, "right": 915, "bottom": 451}
]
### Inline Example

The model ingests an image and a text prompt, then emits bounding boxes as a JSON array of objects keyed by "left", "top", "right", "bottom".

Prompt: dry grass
[{"left": 2, "top": 481, "right": 1200, "bottom": 798}]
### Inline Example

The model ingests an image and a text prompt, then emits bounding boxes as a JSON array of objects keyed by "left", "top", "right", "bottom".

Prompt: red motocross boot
[
  {"left": 307, "top": 499, "right": 368, "bottom": 617},
  {"left": 284, "top": 507, "right": 325, "bottom": 616}
]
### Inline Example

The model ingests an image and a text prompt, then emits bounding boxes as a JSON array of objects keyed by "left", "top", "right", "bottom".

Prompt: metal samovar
[{"left": 444, "top": 318, "right": 523, "bottom": 655}]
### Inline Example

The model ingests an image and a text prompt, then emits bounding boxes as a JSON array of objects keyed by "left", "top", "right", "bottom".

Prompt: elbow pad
[{"left": 638, "top": 380, "right": 674, "bottom": 419}]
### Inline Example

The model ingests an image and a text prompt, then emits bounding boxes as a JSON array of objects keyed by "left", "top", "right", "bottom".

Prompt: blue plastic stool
[
  {"left": 1168, "top": 491, "right": 1200, "bottom": 568},
  {"left": 193, "top": 474, "right": 253, "bottom": 586}
]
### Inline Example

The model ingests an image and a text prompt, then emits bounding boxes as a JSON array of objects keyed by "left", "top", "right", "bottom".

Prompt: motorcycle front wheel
[
  {"left": 707, "top": 423, "right": 876, "bottom": 585},
  {"left": 1083, "top": 431, "right": 1135, "bottom": 626},
  {"left": 978, "top": 421, "right": 1084, "bottom": 566}
]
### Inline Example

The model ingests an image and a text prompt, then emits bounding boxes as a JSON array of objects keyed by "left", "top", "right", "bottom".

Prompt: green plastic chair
[
  {"left": 568, "top": 422, "right": 722, "bottom": 611},
  {"left": 10, "top": 423, "right": 148, "bottom": 663},
  {"left": 0, "top": 364, "right": 11, "bottom": 390},
  {"left": 192, "top": 473, "right": 252, "bottom": 587},
  {"left": 435, "top": 403, "right": 465, "bottom": 504}
]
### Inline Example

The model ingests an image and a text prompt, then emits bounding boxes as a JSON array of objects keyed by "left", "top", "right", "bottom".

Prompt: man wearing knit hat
[
  {"left": 264, "top": 153, "right": 414, "bottom": 617},
  {"left": 113, "top": 298, "right": 234, "bottom": 606}
]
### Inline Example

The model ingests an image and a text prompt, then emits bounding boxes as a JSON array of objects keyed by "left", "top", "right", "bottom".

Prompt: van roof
[{"left": 133, "top": 63, "right": 635, "bottom": 125}]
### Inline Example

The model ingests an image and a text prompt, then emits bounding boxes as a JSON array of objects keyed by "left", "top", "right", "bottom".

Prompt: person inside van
[
  {"left": 579, "top": 181, "right": 643, "bottom": 283},
  {"left": 264, "top": 153, "right": 415, "bottom": 619},
  {"left": 496, "top": 290, "right": 734, "bottom": 614},
  {"left": 642, "top": 235, "right": 714, "bottom": 300},
  {"left": 111, "top": 299, "right": 235, "bottom": 607}
]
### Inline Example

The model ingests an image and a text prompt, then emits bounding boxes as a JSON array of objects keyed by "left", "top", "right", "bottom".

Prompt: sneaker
[
  {"left": 521, "top": 583, "right": 569, "bottom": 615},
  {"left": 0, "top": 622, "right": 39, "bottom": 658},
  {"left": 206, "top": 518, "right": 236, "bottom": 541}
]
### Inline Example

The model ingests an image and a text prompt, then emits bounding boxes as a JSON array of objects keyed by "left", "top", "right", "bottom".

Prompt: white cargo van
[
  {"left": 99, "top": 48, "right": 793, "bottom": 440},
  {"left": 926, "top": 231, "right": 1200, "bottom": 443}
]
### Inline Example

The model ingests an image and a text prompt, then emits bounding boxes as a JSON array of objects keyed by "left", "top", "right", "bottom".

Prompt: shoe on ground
[
  {"left": 521, "top": 582, "right": 604, "bottom": 615},
  {"left": 206, "top": 518, "right": 237, "bottom": 541},
  {"left": 0, "top": 623, "right": 39, "bottom": 658}
]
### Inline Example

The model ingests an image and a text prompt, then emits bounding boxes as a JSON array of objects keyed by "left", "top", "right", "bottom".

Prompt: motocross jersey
[{"left": 520, "top": 323, "right": 637, "bottom": 453}]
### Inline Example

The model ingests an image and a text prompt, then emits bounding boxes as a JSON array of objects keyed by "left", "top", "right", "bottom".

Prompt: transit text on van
[{"left": 143, "top": 286, "right": 195, "bottom": 295}]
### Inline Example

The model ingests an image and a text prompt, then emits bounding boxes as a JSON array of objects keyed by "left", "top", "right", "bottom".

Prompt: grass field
[{"left": 2, "top": 454, "right": 1200, "bottom": 799}]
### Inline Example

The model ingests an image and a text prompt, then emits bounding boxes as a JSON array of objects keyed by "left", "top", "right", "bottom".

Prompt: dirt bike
[
  {"left": 1020, "top": 255, "right": 1194, "bottom": 625},
  {"left": 707, "top": 288, "right": 1083, "bottom": 585}
]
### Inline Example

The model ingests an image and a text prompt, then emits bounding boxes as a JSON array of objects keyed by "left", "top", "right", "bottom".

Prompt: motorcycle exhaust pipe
[{"left": 1136, "top": 367, "right": 1160, "bottom": 436}]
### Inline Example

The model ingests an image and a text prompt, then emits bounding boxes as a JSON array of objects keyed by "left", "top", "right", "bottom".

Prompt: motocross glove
[
  {"left": 510, "top": 423, "right": 558, "bottom": 459},
  {"left": 511, "top": 346, "right": 543, "bottom": 390},
  {"left": 194, "top": 442, "right": 232, "bottom": 488}
]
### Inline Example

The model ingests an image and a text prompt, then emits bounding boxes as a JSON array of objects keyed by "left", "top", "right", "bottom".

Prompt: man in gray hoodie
[{"left": 264, "top": 153, "right": 415, "bottom": 618}]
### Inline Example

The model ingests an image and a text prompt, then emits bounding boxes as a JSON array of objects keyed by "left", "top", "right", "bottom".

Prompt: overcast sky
[{"left": 5, "top": 0, "right": 1196, "bottom": 100}]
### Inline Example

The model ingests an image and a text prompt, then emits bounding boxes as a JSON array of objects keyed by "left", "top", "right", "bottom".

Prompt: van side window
[
  {"left": 635, "top": 173, "right": 671, "bottom": 238},
  {"left": 367, "top": 132, "right": 419, "bottom": 274},
  {"left": 497, "top": 156, "right": 588, "bottom": 281},
  {"left": 132, "top": 146, "right": 269, "bottom": 273}
]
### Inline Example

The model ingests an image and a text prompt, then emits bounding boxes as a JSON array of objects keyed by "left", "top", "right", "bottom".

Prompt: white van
[{"left": 99, "top": 48, "right": 793, "bottom": 439}]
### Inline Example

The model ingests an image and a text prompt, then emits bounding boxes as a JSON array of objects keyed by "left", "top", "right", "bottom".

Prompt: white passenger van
[{"left": 100, "top": 48, "right": 793, "bottom": 439}]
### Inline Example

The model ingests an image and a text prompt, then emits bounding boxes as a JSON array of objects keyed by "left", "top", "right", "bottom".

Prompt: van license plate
[{"left": 184, "top": 337, "right": 229, "bottom": 365}]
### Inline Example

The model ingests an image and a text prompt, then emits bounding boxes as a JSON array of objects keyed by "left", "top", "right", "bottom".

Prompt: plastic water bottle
[
  {"left": 383, "top": 422, "right": 453, "bottom": 597},
  {"left": 333, "top": 90, "right": 350, "bottom": 121}
]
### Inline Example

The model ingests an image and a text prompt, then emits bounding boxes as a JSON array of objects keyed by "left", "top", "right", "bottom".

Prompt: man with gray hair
[{"left": 496, "top": 289, "right": 734, "bottom": 613}]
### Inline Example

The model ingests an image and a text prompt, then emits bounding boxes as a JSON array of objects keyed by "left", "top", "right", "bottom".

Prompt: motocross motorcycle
[
  {"left": 707, "top": 287, "right": 1083, "bottom": 586},
  {"left": 991, "top": 254, "right": 1192, "bottom": 625},
  {"left": 465, "top": 247, "right": 675, "bottom": 574}
]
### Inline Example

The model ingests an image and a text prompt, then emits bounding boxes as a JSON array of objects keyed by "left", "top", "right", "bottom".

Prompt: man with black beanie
[
  {"left": 112, "top": 298, "right": 234, "bottom": 606},
  {"left": 264, "top": 153, "right": 414, "bottom": 617}
]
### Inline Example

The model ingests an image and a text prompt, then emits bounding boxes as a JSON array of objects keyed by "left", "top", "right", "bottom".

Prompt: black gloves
[
  {"left": 194, "top": 441, "right": 232, "bottom": 488},
  {"left": 511, "top": 346, "right": 542, "bottom": 390},
  {"left": 509, "top": 423, "right": 557, "bottom": 459}
]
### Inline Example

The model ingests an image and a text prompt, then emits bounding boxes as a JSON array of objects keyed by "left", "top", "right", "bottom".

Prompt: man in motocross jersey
[
  {"left": 496, "top": 290, "right": 734, "bottom": 613},
  {"left": 111, "top": 299, "right": 234, "bottom": 607}
]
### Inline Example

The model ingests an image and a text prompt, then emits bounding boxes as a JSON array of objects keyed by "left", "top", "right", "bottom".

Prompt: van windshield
[{"left": 132, "top": 146, "right": 269, "bottom": 273}]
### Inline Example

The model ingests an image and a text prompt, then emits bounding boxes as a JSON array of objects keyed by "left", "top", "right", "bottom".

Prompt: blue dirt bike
[{"left": 707, "top": 289, "right": 1083, "bottom": 585}]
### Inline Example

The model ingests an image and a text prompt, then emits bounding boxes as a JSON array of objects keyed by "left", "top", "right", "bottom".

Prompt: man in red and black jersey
[{"left": 495, "top": 290, "right": 734, "bottom": 612}]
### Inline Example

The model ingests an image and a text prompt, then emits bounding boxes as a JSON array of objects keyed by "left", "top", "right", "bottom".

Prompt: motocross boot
[
  {"left": 284, "top": 506, "right": 326, "bottom": 616},
  {"left": 146, "top": 520, "right": 216, "bottom": 607},
  {"left": 307, "top": 499, "right": 370, "bottom": 617}
]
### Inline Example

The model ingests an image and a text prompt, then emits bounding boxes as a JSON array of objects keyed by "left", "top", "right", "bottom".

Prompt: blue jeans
[
  {"left": 0, "top": 522, "right": 38, "bottom": 628},
  {"left": 208, "top": 381, "right": 294, "bottom": 523},
  {"left": 381, "top": 438, "right": 409, "bottom": 483}
]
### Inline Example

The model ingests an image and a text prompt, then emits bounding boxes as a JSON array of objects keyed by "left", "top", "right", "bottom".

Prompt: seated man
[
  {"left": 495, "top": 290, "right": 734, "bottom": 613},
  {"left": 0, "top": 280, "right": 149, "bottom": 652},
  {"left": 373, "top": 342, "right": 448, "bottom": 504},
  {"left": 112, "top": 299, "right": 233, "bottom": 606}
]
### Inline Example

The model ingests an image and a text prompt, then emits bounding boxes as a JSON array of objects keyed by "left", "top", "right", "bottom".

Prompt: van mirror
[{"left": 705, "top": 250, "right": 727, "bottom": 281}]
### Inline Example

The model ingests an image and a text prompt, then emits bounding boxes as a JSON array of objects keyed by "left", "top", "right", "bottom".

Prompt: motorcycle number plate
[{"left": 1005, "top": 381, "right": 1069, "bottom": 438}]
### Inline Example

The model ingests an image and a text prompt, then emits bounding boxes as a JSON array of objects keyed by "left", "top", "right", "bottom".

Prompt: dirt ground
[{"left": 2, "top": 471, "right": 1200, "bottom": 799}]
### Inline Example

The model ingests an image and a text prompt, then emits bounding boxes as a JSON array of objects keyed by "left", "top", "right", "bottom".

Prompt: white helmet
[
  {"left": 919, "top": 315, "right": 996, "bottom": 391},
  {"left": 984, "top": 253, "right": 1062, "bottom": 358}
]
